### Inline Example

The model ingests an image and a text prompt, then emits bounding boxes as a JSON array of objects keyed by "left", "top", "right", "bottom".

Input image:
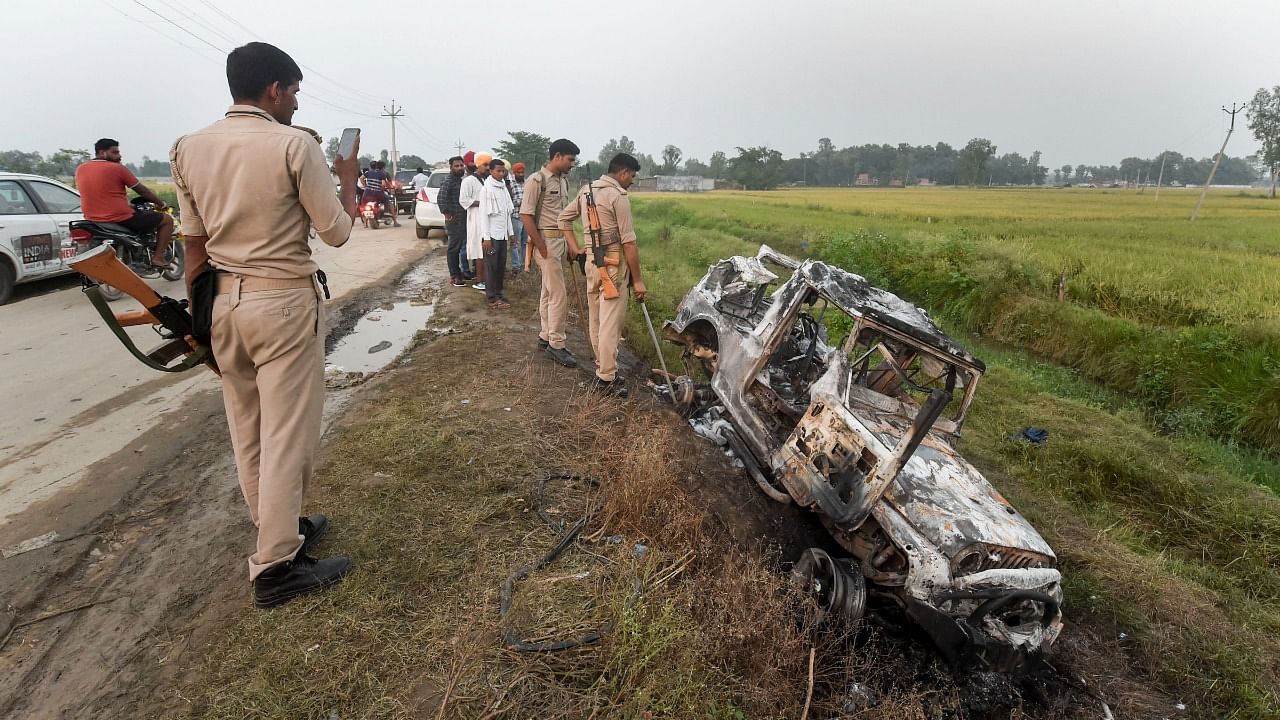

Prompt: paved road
[{"left": 0, "top": 223, "right": 430, "bottom": 528}]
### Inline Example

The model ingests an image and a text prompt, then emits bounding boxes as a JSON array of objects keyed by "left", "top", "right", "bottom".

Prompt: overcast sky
[{"left": 8, "top": 1, "right": 1279, "bottom": 171}]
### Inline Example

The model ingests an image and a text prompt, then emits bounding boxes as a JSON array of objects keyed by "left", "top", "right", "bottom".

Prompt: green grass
[
  {"left": 626, "top": 191, "right": 1280, "bottom": 718},
  {"left": 631, "top": 190, "right": 1280, "bottom": 455}
]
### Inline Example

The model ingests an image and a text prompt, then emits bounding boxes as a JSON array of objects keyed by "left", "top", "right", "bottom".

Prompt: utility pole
[
  {"left": 453, "top": 139, "right": 467, "bottom": 156},
  {"left": 382, "top": 101, "right": 403, "bottom": 176},
  {"left": 1191, "top": 102, "right": 1244, "bottom": 221},
  {"left": 1154, "top": 153, "right": 1167, "bottom": 201}
]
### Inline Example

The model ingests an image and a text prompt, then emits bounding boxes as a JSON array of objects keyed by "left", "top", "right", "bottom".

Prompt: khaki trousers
[
  {"left": 212, "top": 280, "right": 325, "bottom": 581},
  {"left": 585, "top": 258, "right": 629, "bottom": 381},
  {"left": 535, "top": 234, "right": 568, "bottom": 349}
]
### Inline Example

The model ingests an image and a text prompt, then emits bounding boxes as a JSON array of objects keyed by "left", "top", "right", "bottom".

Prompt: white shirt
[
  {"left": 459, "top": 173, "right": 485, "bottom": 257},
  {"left": 412, "top": 172, "right": 429, "bottom": 191},
  {"left": 480, "top": 176, "right": 514, "bottom": 240}
]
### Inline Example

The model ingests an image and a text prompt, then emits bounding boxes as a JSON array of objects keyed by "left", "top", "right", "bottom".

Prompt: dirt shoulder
[
  {"left": 0, "top": 237, "right": 436, "bottom": 720},
  {"left": 144, "top": 265, "right": 1181, "bottom": 719}
]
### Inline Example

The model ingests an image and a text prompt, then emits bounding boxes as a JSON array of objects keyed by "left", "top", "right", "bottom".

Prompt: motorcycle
[
  {"left": 359, "top": 192, "right": 394, "bottom": 230},
  {"left": 68, "top": 198, "right": 185, "bottom": 301}
]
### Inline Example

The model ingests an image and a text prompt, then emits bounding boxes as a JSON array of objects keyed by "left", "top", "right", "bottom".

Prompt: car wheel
[
  {"left": 790, "top": 548, "right": 866, "bottom": 623},
  {"left": 0, "top": 261, "right": 14, "bottom": 305},
  {"left": 415, "top": 224, "right": 429, "bottom": 239}
]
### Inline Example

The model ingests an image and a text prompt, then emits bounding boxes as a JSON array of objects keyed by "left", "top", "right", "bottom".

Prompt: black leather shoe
[
  {"left": 590, "top": 377, "right": 629, "bottom": 398},
  {"left": 299, "top": 514, "right": 329, "bottom": 554},
  {"left": 254, "top": 554, "right": 352, "bottom": 609},
  {"left": 544, "top": 345, "right": 577, "bottom": 368},
  {"left": 537, "top": 338, "right": 549, "bottom": 350}
]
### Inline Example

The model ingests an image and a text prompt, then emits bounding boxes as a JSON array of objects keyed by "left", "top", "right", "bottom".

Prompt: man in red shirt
[{"left": 75, "top": 138, "right": 174, "bottom": 267}]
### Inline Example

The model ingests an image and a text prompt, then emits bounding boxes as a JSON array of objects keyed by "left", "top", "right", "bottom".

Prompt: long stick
[
  {"left": 800, "top": 646, "right": 816, "bottom": 720},
  {"left": 639, "top": 301, "right": 675, "bottom": 404},
  {"left": 567, "top": 262, "right": 594, "bottom": 361}
]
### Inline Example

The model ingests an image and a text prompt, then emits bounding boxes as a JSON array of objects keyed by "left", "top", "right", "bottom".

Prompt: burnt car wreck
[{"left": 662, "top": 245, "right": 1063, "bottom": 672}]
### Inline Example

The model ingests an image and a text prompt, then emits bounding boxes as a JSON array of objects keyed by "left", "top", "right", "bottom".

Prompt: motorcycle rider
[
  {"left": 360, "top": 161, "right": 399, "bottom": 227},
  {"left": 75, "top": 138, "right": 175, "bottom": 268}
]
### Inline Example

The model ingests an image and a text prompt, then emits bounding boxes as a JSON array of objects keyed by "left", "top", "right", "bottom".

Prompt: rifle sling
[{"left": 85, "top": 285, "right": 210, "bottom": 373}]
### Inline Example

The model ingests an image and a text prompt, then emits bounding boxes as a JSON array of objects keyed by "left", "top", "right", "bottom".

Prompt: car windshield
[
  {"left": 427, "top": 173, "right": 446, "bottom": 188},
  {"left": 396, "top": 171, "right": 417, "bottom": 182}
]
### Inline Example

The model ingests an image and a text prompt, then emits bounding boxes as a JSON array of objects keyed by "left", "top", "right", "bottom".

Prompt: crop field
[
  {"left": 670, "top": 187, "right": 1280, "bottom": 327},
  {"left": 627, "top": 188, "right": 1280, "bottom": 717},
  {"left": 633, "top": 188, "right": 1280, "bottom": 453}
]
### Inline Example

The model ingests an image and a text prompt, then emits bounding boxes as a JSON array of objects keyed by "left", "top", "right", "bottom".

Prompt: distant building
[
  {"left": 855, "top": 173, "right": 880, "bottom": 187},
  {"left": 917, "top": 178, "right": 934, "bottom": 186},
  {"left": 633, "top": 175, "right": 717, "bottom": 193}
]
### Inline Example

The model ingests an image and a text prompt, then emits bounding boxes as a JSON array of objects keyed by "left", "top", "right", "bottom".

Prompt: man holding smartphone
[{"left": 170, "top": 41, "right": 362, "bottom": 609}]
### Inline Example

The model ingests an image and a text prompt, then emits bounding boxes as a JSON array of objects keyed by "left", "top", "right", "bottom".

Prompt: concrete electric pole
[
  {"left": 1191, "top": 103, "right": 1244, "bottom": 221},
  {"left": 1154, "top": 153, "right": 1167, "bottom": 202},
  {"left": 382, "top": 101, "right": 403, "bottom": 176}
]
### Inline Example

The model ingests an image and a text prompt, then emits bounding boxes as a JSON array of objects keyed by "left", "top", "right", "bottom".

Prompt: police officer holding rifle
[{"left": 558, "top": 154, "right": 647, "bottom": 397}]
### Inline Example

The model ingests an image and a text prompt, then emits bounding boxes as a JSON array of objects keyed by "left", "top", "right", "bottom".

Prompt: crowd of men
[
  {"left": 74, "top": 41, "right": 651, "bottom": 609},
  {"left": 435, "top": 139, "right": 647, "bottom": 398}
]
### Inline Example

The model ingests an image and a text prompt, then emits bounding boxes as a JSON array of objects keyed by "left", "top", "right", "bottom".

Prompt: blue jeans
[
  {"left": 509, "top": 214, "right": 528, "bottom": 271},
  {"left": 446, "top": 217, "right": 469, "bottom": 279}
]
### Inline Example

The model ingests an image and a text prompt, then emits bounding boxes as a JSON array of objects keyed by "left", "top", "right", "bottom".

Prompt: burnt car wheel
[{"left": 791, "top": 547, "right": 866, "bottom": 623}]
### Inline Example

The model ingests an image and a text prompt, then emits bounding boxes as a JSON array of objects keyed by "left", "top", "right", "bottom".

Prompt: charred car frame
[{"left": 663, "top": 245, "right": 1063, "bottom": 671}]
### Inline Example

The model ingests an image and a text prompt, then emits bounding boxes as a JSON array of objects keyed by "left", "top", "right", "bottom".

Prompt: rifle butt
[{"left": 69, "top": 244, "right": 164, "bottom": 309}]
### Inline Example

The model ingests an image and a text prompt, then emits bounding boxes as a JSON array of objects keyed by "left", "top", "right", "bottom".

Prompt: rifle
[
  {"left": 582, "top": 165, "right": 621, "bottom": 300},
  {"left": 69, "top": 244, "right": 219, "bottom": 375}
]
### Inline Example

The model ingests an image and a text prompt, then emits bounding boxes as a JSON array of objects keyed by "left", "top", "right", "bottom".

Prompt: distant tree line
[
  {"left": 0, "top": 148, "right": 174, "bottom": 178},
  {"left": 572, "top": 134, "right": 1263, "bottom": 190},
  {"left": 3, "top": 129, "right": 1271, "bottom": 191}
]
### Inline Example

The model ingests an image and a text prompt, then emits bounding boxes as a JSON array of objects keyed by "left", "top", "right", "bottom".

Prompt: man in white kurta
[
  {"left": 458, "top": 152, "right": 491, "bottom": 290},
  {"left": 479, "top": 159, "right": 515, "bottom": 308}
]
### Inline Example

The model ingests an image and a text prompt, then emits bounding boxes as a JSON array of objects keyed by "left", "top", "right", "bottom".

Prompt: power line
[
  {"left": 154, "top": 0, "right": 238, "bottom": 45},
  {"left": 195, "top": 0, "right": 258, "bottom": 38},
  {"left": 131, "top": 0, "right": 225, "bottom": 53},
  {"left": 395, "top": 123, "right": 452, "bottom": 159},
  {"left": 122, "top": 0, "right": 380, "bottom": 120},
  {"left": 101, "top": 0, "right": 223, "bottom": 60},
  {"left": 402, "top": 115, "right": 452, "bottom": 150},
  {"left": 192, "top": 0, "right": 387, "bottom": 104}
]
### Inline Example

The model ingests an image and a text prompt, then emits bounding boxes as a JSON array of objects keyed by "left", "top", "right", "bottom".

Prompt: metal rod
[{"left": 639, "top": 301, "right": 676, "bottom": 404}]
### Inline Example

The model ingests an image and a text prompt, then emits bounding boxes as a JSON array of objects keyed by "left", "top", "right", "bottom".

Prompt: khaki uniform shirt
[
  {"left": 559, "top": 174, "right": 636, "bottom": 287},
  {"left": 519, "top": 166, "right": 569, "bottom": 230},
  {"left": 170, "top": 105, "right": 351, "bottom": 279}
]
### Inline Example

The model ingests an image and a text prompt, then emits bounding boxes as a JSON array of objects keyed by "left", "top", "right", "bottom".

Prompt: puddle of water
[{"left": 325, "top": 298, "right": 437, "bottom": 375}]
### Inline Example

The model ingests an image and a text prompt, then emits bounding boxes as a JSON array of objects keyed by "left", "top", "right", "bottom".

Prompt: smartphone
[{"left": 336, "top": 127, "right": 360, "bottom": 160}]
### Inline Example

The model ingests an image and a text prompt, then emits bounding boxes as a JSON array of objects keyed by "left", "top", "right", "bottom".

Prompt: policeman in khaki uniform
[
  {"left": 520, "top": 138, "right": 581, "bottom": 368},
  {"left": 559, "top": 153, "right": 648, "bottom": 397},
  {"left": 171, "top": 42, "right": 361, "bottom": 609}
]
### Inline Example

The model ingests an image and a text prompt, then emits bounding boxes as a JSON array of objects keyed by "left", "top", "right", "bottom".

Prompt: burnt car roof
[{"left": 793, "top": 259, "right": 986, "bottom": 373}]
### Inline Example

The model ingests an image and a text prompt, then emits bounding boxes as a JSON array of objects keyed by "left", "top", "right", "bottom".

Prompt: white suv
[
  {"left": 0, "top": 173, "right": 85, "bottom": 304},
  {"left": 412, "top": 171, "right": 447, "bottom": 239}
]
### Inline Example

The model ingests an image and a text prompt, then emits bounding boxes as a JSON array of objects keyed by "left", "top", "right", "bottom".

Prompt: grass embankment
[
  {"left": 641, "top": 189, "right": 1280, "bottom": 454},
  {"left": 629, "top": 193, "right": 1280, "bottom": 718},
  {"left": 175, "top": 325, "right": 812, "bottom": 718}
]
